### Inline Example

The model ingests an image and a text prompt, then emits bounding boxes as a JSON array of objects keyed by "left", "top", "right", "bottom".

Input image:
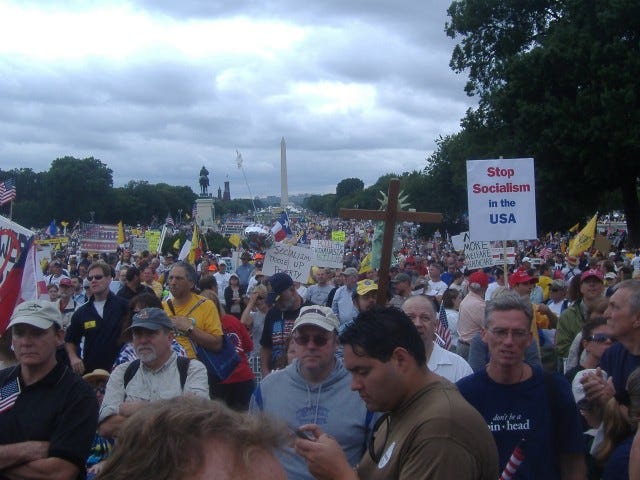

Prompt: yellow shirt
[{"left": 163, "top": 294, "right": 223, "bottom": 358}]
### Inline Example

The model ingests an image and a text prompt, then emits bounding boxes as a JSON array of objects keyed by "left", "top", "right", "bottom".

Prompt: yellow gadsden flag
[
  {"left": 117, "top": 221, "right": 125, "bottom": 245},
  {"left": 568, "top": 213, "right": 598, "bottom": 256}
]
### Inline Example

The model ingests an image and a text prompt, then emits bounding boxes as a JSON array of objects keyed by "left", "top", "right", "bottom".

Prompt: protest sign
[
  {"left": 462, "top": 231, "right": 494, "bottom": 269},
  {"left": 331, "top": 230, "right": 346, "bottom": 242},
  {"left": 263, "top": 243, "right": 314, "bottom": 282},
  {"left": 467, "top": 158, "right": 537, "bottom": 241},
  {"left": 310, "top": 240, "right": 343, "bottom": 268},
  {"left": 145, "top": 230, "right": 161, "bottom": 253},
  {"left": 79, "top": 223, "right": 119, "bottom": 252}
]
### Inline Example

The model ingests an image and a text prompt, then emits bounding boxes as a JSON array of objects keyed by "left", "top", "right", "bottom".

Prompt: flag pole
[{"left": 8, "top": 199, "right": 13, "bottom": 221}]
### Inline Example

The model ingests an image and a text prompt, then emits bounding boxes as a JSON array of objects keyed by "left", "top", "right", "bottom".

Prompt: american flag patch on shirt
[{"left": 0, "top": 378, "right": 21, "bottom": 413}]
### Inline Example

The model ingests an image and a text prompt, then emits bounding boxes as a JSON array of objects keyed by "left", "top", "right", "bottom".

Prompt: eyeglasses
[
  {"left": 586, "top": 333, "right": 616, "bottom": 344},
  {"left": 256, "top": 296, "right": 265, "bottom": 300},
  {"left": 293, "top": 334, "right": 330, "bottom": 347},
  {"left": 87, "top": 275, "right": 104, "bottom": 281},
  {"left": 488, "top": 328, "right": 529, "bottom": 340},
  {"left": 368, "top": 413, "right": 390, "bottom": 463}
]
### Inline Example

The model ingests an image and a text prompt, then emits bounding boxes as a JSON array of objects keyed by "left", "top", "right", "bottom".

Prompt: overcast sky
[{"left": 0, "top": 0, "right": 475, "bottom": 199}]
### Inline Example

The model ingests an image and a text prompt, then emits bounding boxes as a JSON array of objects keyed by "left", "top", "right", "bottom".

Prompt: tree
[
  {"left": 336, "top": 178, "right": 364, "bottom": 200},
  {"left": 447, "top": 0, "right": 640, "bottom": 245},
  {"left": 46, "top": 157, "right": 115, "bottom": 223}
]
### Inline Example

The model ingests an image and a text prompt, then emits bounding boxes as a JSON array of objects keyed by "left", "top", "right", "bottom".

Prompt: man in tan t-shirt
[{"left": 295, "top": 306, "right": 499, "bottom": 480}]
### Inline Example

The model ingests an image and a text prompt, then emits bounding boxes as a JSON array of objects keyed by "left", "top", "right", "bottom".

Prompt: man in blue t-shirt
[
  {"left": 582, "top": 280, "right": 640, "bottom": 406},
  {"left": 457, "top": 292, "right": 585, "bottom": 480}
]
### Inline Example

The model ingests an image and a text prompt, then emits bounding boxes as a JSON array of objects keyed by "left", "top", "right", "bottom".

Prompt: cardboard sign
[
  {"left": 467, "top": 158, "right": 537, "bottom": 241},
  {"left": 145, "top": 230, "right": 161, "bottom": 253},
  {"left": 462, "top": 231, "right": 494, "bottom": 269},
  {"left": 263, "top": 243, "right": 314, "bottom": 282},
  {"left": 310, "top": 240, "right": 343, "bottom": 268}
]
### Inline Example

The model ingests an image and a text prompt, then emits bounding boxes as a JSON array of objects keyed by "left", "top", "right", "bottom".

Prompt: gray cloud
[{"left": 0, "top": 0, "right": 474, "bottom": 200}]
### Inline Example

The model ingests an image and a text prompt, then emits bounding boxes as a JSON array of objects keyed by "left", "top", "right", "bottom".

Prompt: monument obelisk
[{"left": 280, "top": 137, "right": 289, "bottom": 207}]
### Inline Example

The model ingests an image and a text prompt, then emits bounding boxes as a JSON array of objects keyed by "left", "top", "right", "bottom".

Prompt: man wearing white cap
[
  {"left": 251, "top": 306, "right": 370, "bottom": 480},
  {"left": 0, "top": 300, "right": 98, "bottom": 480}
]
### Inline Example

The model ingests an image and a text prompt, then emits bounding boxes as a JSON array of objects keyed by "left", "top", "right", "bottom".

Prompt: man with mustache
[{"left": 97, "top": 308, "right": 209, "bottom": 438}]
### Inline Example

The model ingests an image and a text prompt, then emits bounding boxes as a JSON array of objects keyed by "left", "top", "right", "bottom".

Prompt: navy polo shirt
[{"left": 0, "top": 363, "right": 98, "bottom": 478}]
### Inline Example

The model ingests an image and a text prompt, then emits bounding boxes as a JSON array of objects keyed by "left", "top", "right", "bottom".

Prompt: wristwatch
[{"left": 184, "top": 318, "right": 196, "bottom": 337}]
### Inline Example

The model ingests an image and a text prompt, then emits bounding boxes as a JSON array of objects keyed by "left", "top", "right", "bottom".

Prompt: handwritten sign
[
  {"left": 310, "top": 240, "right": 343, "bottom": 268},
  {"left": 467, "top": 158, "right": 537, "bottom": 241},
  {"left": 462, "top": 231, "right": 494, "bottom": 269},
  {"left": 263, "top": 243, "right": 314, "bottom": 282}
]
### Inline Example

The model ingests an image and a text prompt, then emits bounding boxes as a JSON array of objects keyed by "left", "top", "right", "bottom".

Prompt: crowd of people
[{"left": 2, "top": 221, "right": 640, "bottom": 479}]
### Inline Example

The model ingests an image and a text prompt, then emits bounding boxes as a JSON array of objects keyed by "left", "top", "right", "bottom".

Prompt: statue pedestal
[{"left": 196, "top": 197, "right": 217, "bottom": 231}]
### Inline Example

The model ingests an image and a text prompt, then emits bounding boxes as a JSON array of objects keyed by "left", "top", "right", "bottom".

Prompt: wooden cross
[{"left": 339, "top": 178, "right": 442, "bottom": 305}]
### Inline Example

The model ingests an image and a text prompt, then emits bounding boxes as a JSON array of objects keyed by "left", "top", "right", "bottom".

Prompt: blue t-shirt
[
  {"left": 599, "top": 342, "right": 640, "bottom": 405},
  {"left": 603, "top": 434, "right": 633, "bottom": 480},
  {"left": 457, "top": 367, "right": 584, "bottom": 479}
]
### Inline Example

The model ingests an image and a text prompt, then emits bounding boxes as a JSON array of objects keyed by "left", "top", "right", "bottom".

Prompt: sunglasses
[
  {"left": 586, "top": 333, "right": 616, "bottom": 343},
  {"left": 293, "top": 334, "right": 330, "bottom": 347},
  {"left": 87, "top": 275, "right": 104, "bottom": 281}
]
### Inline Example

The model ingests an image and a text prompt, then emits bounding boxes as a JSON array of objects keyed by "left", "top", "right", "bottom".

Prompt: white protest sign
[
  {"left": 463, "top": 231, "right": 494, "bottom": 269},
  {"left": 263, "top": 243, "right": 314, "bottom": 282},
  {"left": 310, "top": 240, "right": 343, "bottom": 268},
  {"left": 466, "top": 158, "right": 537, "bottom": 241},
  {"left": 451, "top": 233, "right": 465, "bottom": 252},
  {"left": 491, "top": 247, "right": 516, "bottom": 265}
]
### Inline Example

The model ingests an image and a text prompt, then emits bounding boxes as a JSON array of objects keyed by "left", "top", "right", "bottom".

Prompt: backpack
[{"left": 123, "top": 356, "right": 190, "bottom": 390}]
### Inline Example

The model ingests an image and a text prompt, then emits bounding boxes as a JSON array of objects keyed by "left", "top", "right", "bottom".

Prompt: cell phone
[{"left": 294, "top": 428, "right": 316, "bottom": 441}]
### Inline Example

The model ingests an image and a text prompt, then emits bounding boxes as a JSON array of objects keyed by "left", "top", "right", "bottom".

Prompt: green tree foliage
[
  {"left": 447, "top": 0, "right": 640, "bottom": 245},
  {"left": 336, "top": 178, "right": 364, "bottom": 200}
]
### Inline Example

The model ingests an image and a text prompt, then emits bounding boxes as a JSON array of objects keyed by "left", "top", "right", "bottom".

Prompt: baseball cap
[
  {"left": 566, "top": 255, "right": 579, "bottom": 267},
  {"left": 266, "top": 272, "right": 294, "bottom": 304},
  {"left": 581, "top": 269, "right": 604, "bottom": 282},
  {"left": 468, "top": 271, "right": 490, "bottom": 289},
  {"left": 8, "top": 300, "right": 63, "bottom": 330},
  {"left": 522, "top": 256, "right": 532, "bottom": 263},
  {"left": 293, "top": 306, "right": 340, "bottom": 333},
  {"left": 509, "top": 269, "right": 538, "bottom": 287},
  {"left": 391, "top": 273, "right": 411, "bottom": 284},
  {"left": 59, "top": 277, "right": 72, "bottom": 287},
  {"left": 356, "top": 279, "right": 378, "bottom": 296},
  {"left": 604, "top": 272, "right": 617, "bottom": 280},
  {"left": 127, "top": 307, "right": 174, "bottom": 331},
  {"left": 572, "top": 369, "right": 607, "bottom": 405}
]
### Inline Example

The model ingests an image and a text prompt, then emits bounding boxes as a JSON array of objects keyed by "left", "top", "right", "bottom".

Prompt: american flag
[
  {"left": 165, "top": 214, "right": 174, "bottom": 226},
  {"left": 0, "top": 178, "right": 17, "bottom": 206},
  {"left": 435, "top": 301, "right": 452, "bottom": 350},
  {"left": 0, "top": 377, "right": 21, "bottom": 413}
]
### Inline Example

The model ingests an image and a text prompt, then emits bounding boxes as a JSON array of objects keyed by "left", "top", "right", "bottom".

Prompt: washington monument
[{"left": 280, "top": 137, "right": 289, "bottom": 207}]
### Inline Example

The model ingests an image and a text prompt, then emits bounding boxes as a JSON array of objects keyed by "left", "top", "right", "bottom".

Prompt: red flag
[{"left": 0, "top": 235, "right": 34, "bottom": 334}]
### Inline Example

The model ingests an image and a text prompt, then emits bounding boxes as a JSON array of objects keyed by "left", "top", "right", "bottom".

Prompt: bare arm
[
  {"left": 241, "top": 295, "right": 258, "bottom": 328},
  {"left": 172, "top": 315, "right": 223, "bottom": 351},
  {"left": 560, "top": 452, "right": 586, "bottom": 480},
  {"left": 63, "top": 342, "right": 84, "bottom": 375},
  {"left": 260, "top": 347, "right": 272, "bottom": 378},
  {"left": 2, "top": 457, "right": 78, "bottom": 480},
  {"left": 0, "top": 442, "right": 49, "bottom": 470},
  {"left": 295, "top": 425, "right": 359, "bottom": 480},
  {"left": 98, "top": 401, "right": 148, "bottom": 437}
]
